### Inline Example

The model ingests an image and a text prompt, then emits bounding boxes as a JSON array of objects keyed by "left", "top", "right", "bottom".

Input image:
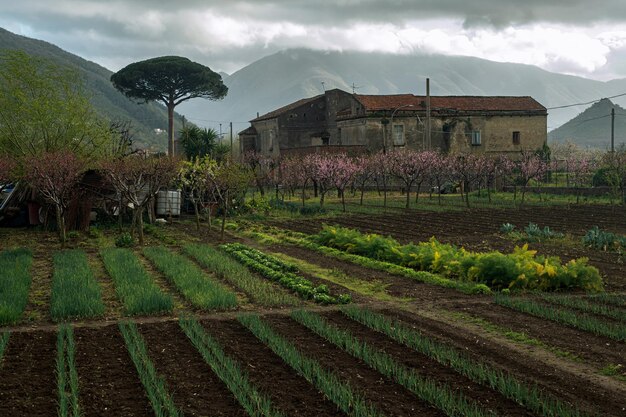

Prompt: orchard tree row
[{"left": 244, "top": 147, "right": 626, "bottom": 210}]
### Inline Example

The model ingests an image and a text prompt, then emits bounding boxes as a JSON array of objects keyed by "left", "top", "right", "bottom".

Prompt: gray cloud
[{"left": 1, "top": 1, "right": 625, "bottom": 79}]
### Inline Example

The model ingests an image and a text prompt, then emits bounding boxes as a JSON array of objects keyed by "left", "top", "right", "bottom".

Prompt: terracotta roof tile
[{"left": 354, "top": 94, "right": 546, "bottom": 112}]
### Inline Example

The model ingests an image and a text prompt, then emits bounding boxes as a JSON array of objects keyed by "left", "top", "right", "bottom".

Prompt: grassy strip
[
  {"left": 238, "top": 314, "right": 383, "bottom": 417},
  {"left": 56, "top": 325, "right": 80, "bottom": 417},
  {"left": 179, "top": 317, "right": 284, "bottom": 417},
  {"left": 101, "top": 248, "right": 173, "bottom": 315},
  {"left": 237, "top": 224, "right": 488, "bottom": 294},
  {"left": 540, "top": 294, "right": 626, "bottom": 322},
  {"left": 51, "top": 250, "right": 105, "bottom": 321},
  {"left": 270, "top": 251, "right": 400, "bottom": 302},
  {"left": 445, "top": 311, "right": 582, "bottom": 362},
  {"left": 143, "top": 246, "right": 237, "bottom": 310},
  {"left": 292, "top": 310, "right": 487, "bottom": 417},
  {"left": 282, "top": 234, "right": 489, "bottom": 295},
  {"left": 0, "top": 332, "right": 9, "bottom": 364},
  {"left": 119, "top": 321, "right": 181, "bottom": 417},
  {"left": 222, "top": 244, "right": 350, "bottom": 304},
  {"left": 0, "top": 248, "right": 33, "bottom": 325},
  {"left": 314, "top": 225, "right": 602, "bottom": 292},
  {"left": 183, "top": 244, "right": 299, "bottom": 307},
  {"left": 494, "top": 295, "right": 626, "bottom": 342},
  {"left": 343, "top": 306, "right": 588, "bottom": 417}
]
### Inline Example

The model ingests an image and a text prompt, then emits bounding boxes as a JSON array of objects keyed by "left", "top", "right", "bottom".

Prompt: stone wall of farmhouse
[
  {"left": 442, "top": 114, "right": 547, "bottom": 156},
  {"left": 250, "top": 118, "right": 280, "bottom": 157}
]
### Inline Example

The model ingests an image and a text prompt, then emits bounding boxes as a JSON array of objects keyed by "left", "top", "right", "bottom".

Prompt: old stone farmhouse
[{"left": 239, "top": 89, "right": 547, "bottom": 158}]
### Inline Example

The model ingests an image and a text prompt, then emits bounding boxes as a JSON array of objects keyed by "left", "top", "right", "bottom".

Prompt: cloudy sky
[{"left": 1, "top": 1, "right": 625, "bottom": 80}]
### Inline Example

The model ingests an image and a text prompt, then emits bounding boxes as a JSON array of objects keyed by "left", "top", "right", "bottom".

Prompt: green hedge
[{"left": 314, "top": 225, "right": 603, "bottom": 292}]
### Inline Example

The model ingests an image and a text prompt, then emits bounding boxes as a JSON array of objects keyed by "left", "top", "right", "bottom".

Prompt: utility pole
[
  {"left": 426, "top": 78, "right": 431, "bottom": 150},
  {"left": 611, "top": 107, "right": 615, "bottom": 152}
]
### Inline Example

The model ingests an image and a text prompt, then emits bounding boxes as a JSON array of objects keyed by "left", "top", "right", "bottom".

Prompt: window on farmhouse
[
  {"left": 512, "top": 131, "right": 520, "bottom": 145},
  {"left": 393, "top": 124, "right": 405, "bottom": 146},
  {"left": 471, "top": 130, "right": 481, "bottom": 146}
]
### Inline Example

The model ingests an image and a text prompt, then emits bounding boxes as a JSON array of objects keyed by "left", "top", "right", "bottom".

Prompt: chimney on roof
[{"left": 257, "top": 112, "right": 259, "bottom": 118}]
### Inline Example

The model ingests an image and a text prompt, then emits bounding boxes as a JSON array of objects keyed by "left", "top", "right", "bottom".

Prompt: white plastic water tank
[{"left": 156, "top": 190, "right": 181, "bottom": 216}]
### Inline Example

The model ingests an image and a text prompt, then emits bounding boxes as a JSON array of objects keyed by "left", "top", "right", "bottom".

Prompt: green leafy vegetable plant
[{"left": 221, "top": 243, "right": 351, "bottom": 305}]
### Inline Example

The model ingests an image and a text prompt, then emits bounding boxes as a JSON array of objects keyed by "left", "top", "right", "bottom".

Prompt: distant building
[{"left": 239, "top": 89, "right": 547, "bottom": 158}]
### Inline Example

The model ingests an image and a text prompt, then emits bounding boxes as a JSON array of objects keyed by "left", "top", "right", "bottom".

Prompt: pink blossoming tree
[{"left": 24, "top": 151, "right": 86, "bottom": 245}]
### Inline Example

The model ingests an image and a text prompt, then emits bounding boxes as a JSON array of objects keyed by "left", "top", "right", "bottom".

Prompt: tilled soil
[
  {"left": 383, "top": 308, "right": 626, "bottom": 417},
  {"left": 265, "top": 315, "right": 447, "bottom": 417},
  {"left": 448, "top": 301, "right": 626, "bottom": 369},
  {"left": 273, "top": 205, "right": 626, "bottom": 291},
  {"left": 138, "top": 321, "right": 248, "bottom": 416},
  {"left": 319, "top": 311, "right": 535, "bottom": 417},
  {"left": 0, "top": 331, "right": 57, "bottom": 417},
  {"left": 74, "top": 325, "right": 152, "bottom": 416},
  {"left": 205, "top": 318, "right": 345, "bottom": 417}
]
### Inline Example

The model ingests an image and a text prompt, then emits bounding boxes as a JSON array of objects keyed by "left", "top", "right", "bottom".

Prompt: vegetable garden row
[
  {"left": 1, "top": 201, "right": 625, "bottom": 417},
  {"left": 0, "top": 242, "right": 343, "bottom": 326},
  {"left": 1, "top": 306, "right": 621, "bottom": 416}
]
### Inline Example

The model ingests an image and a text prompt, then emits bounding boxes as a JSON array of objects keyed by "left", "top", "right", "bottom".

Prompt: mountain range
[
  {"left": 548, "top": 99, "right": 626, "bottom": 149},
  {"left": 3, "top": 26, "right": 626, "bottom": 150},
  {"left": 179, "top": 49, "right": 626, "bottom": 149},
  {"left": 0, "top": 27, "right": 186, "bottom": 150}
]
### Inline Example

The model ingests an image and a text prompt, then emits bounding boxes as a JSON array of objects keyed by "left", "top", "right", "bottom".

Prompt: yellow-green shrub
[{"left": 313, "top": 225, "right": 603, "bottom": 292}]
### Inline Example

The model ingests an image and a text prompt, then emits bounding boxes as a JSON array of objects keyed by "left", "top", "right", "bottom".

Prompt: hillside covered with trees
[{"left": 0, "top": 27, "right": 186, "bottom": 151}]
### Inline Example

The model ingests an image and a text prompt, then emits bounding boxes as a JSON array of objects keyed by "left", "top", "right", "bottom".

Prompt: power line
[{"left": 547, "top": 92, "right": 626, "bottom": 110}]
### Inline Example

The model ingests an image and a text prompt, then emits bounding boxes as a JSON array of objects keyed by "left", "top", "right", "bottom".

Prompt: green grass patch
[
  {"left": 56, "top": 324, "right": 80, "bottom": 417},
  {"left": 101, "top": 248, "right": 173, "bottom": 315},
  {"left": 494, "top": 295, "right": 626, "bottom": 342},
  {"left": 143, "top": 246, "right": 238, "bottom": 310},
  {"left": 0, "top": 248, "right": 33, "bottom": 325},
  {"left": 238, "top": 314, "right": 382, "bottom": 417},
  {"left": 179, "top": 317, "right": 284, "bottom": 417},
  {"left": 51, "top": 250, "right": 105, "bottom": 321},
  {"left": 342, "top": 306, "right": 588, "bottom": 417},
  {"left": 183, "top": 244, "right": 299, "bottom": 307},
  {"left": 269, "top": 251, "right": 402, "bottom": 302},
  {"left": 292, "top": 309, "right": 489, "bottom": 417},
  {"left": 599, "top": 364, "right": 626, "bottom": 382},
  {"left": 119, "top": 321, "right": 182, "bottom": 417}
]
